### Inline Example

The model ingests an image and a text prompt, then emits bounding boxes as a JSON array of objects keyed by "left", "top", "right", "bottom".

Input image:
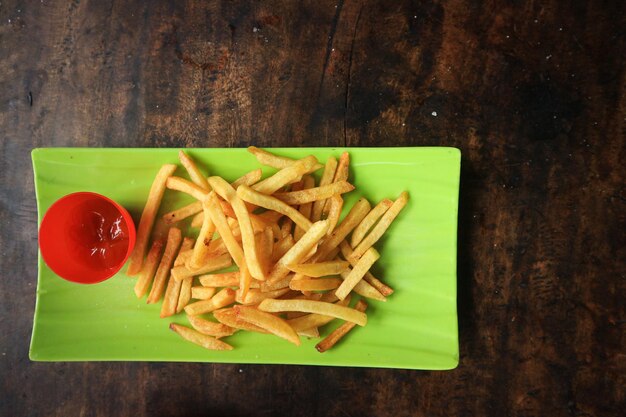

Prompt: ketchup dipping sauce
[{"left": 39, "top": 192, "right": 136, "bottom": 284}]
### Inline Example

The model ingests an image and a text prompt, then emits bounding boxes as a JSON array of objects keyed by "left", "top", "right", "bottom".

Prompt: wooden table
[{"left": 1, "top": 1, "right": 624, "bottom": 416}]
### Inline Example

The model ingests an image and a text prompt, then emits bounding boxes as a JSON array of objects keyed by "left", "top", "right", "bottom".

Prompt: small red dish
[{"left": 38, "top": 192, "right": 136, "bottom": 284}]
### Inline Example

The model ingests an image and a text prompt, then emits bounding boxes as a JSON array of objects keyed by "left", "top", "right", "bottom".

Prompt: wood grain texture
[{"left": 1, "top": 0, "right": 624, "bottom": 416}]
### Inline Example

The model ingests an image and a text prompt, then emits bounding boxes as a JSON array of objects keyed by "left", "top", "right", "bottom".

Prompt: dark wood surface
[{"left": 1, "top": 0, "right": 624, "bottom": 416}]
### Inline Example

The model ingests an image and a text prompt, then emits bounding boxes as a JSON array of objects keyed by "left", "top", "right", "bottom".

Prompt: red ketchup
[
  {"left": 39, "top": 192, "right": 136, "bottom": 284},
  {"left": 69, "top": 199, "right": 130, "bottom": 270}
]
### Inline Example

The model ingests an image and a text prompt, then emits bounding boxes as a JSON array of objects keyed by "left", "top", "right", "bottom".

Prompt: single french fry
[
  {"left": 323, "top": 152, "right": 350, "bottom": 217},
  {"left": 259, "top": 298, "right": 366, "bottom": 326},
  {"left": 236, "top": 288, "right": 290, "bottom": 305},
  {"left": 287, "top": 293, "right": 324, "bottom": 318},
  {"left": 257, "top": 227, "right": 274, "bottom": 276},
  {"left": 134, "top": 239, "right": 164, "bottom": 298},
  {"left": 187, "top": 314, "right": 236, "bottom": 338},
  {"left": 267, "top": 220, "right": 329, "bottom": 283},
  {"left": 171, "top": 253, "right": 233, "bottom": 282},
  {"left": 311, "top": 156, "right": 338, "bottom": 222},
  {"left": 237, "top": 185, "right": 312, "bottom": 232},
  {"left": 177, "top": 277, "right": 193, "bottom": 313},
  {"left": 234, "top": 305, "right": 300, "bottom": 346},
  {"left": 231, "top": 168, "right": 263, "bottom": 188},
  {"left": 190, "top": 211, "right": 204, "bottom": 227},
  {"left": 335, "top": 248, "right": 379, "bottom": 300},
  {"left": 214, "top": 308, "right": 269, "bottom": 334},
  {"left": 333, "top": 152, "right": 350, "bottom": 183},
  {"left": 163, "top": 201, "right": 203, "bottom": 224},
  {"left": 272, "top": 235, "right": 295, "bottom": 262},
  {"left": 248, "top": 146, "right": 323, "bottom": 172},
  {"left": 294, "top": 175, "right": 315, "bottom": 240},
  {"left": 339, "top": 241, "right": 394, "bottom": 296},
  {"left": 286, "top": 261, "right": 349, "bottom": 277},
  {"left": 209, "top": 176, "right": 265, "bottom": 282},
  {"left": 191, "top": 286, "right": 216, "bottom": 300},
  {"left": 316, "top": 197, "right": 371, "bottom": 261},
  {"left": 286, "top": 296, "right": 351, "bottom": 331},
  {"left": 274, "top": 181, "right": 354, "bottom": 205},
  {"left": 127, "top": 164, "right": 177, "bottom": 275},
  {"left": 166, "top": 176, "right": 209, "bottom": 201},
  {"left": 189, "top": 196, "right": 217, "bottom": 269},
  {"left": 184, "top": 287, "right": 237, "bottom": 315},
  {"left": 316, "top": 300, "right": 368, "bottom": 352},
  {"left": 350, "top": 199, "right": 393, "bottom": 247},
  {"left": 325, "top": 195, "right": 344, "bottom": 235},
  {"left": 289, "top": 278, "right": 342, "bottom": 292},
  {"left": 178, "top": 150, "right": 210, "bottom": 190},
  {"left": 169, "top": 323, "right": 233, "bottom": 351},
  {"left": 351, "top": 192, "right": 409, "bottom": 261},
  {"left": 147, "top": 228, "right": 183, "bottom": 304},
  {"left": 199, "top": 271, "right": 240, "bottom": 287},
  {"left": 252, "top": 155, "right": 319, "bottom": 195},
  {"left": 161, "top": 237, "right": 194, "bottom": 318}
]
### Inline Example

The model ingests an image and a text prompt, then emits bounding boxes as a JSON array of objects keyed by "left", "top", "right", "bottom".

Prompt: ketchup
[{"left": 69, "top": 199, "right": 130, "bottom": 270}]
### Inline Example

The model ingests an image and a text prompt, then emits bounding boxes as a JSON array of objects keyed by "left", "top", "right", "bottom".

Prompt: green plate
[{"left": 30, "top": 147, "right": 460, "bottom": 369}]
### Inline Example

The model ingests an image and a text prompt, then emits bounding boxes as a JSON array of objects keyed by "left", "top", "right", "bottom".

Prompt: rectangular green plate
[{"left": 30, "top": 147, "right": 460, "bottom": 370}]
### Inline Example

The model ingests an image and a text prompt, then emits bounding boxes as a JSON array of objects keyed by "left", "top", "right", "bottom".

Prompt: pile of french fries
[{"left": 126, "top": 147, "right": 408, "bottom": 352}]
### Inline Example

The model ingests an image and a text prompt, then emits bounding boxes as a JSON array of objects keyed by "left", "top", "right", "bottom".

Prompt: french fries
[
  {"left": 273, "top": 181, "right": 354, "bottom": 205},
  {"left": 199, "top": 271, "right": 241, "bottom": 287},
  {"left": 231, "top": 168, "right": 263, "bottom": 188},
  {"left": 252, "top": 155, "right": 319, "bottom": 195},
  {"left": 350, "top": 192, "right": 409, "bottom": 261},
  {"left": 234, "top": 305, "right": 300, "bottom": 346},
  {"left": 184, "top": 287, "right": 237, "bottom": 315},
  {"left": 170, "top": 323, "right": 233, "bottom": 351},
  {"left": 316, "top": 300, "right": 368, "bottom": 352},
  {"left": 161, "top": 237, "right": 194, "bottom": 318},
  {"left": 127, "top": 148, "right": 408, "bottom": 353},
  {"left": 258, "top": 298, "right": 367, "bottom": 326},
  {"left": 147, "top": 227, "right": 182, "bottom": 304},
  {"left": 163, "top": 201, "right": 203, "bottom": 224},
  {"left": 237, "top": 185, "right": 313, "bottom": 231},
  {"left": 171, "top": 253, "right": 232, "bottom": 282},
  {"left": 266, "top": 220, "right": 329, "bottom": 283},
  {"left": 335, "top": 248, "right": 380, "bottom": 300},
  {"left": 350, "top": 199, "right": 393, "bottom": 247},
  {"left": 294, "top": 175, "right": 315, "bottom": 241},
  {"left": 187, "top": 315, "right": 236, "bottom": 338},
  {"left": 189, "top": 199, "right": 216, "bottom": 270},
  {"left": 311, "top": 156, "right": 338, "bottom": 222},
  {"left": 166, "top": 176, "right": 208, "bottom": 201},
  {"left": 208, "top": 177, "right": 265, "bottom": 282},
  {"left": 191, "top": 286, "right": 216, "bottom": 300},
  {"left": 134, "top": 239, "right": 164, "bottom": 298},
  {"left": 325, "top": 195, "right": 344, "bottom": 235},
  {"left": 127, "top": 164, "right": 176, "bottom": 275},
  {"left": 289, "top": 278, "right": 342, "bottom": 291},
  {"left": 286, "top": 261, "right": 349, "bottom": 277},
  {"left": 248, "top": 146, "right": 323, "bottom": 171},
  {"left": 178, "top": 150, "right": 210, "bottom": 190}
]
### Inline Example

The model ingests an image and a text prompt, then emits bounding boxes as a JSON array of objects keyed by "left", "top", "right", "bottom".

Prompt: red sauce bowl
[{"left": 39, "top": 192, "right": 136, "bottom": 284}]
